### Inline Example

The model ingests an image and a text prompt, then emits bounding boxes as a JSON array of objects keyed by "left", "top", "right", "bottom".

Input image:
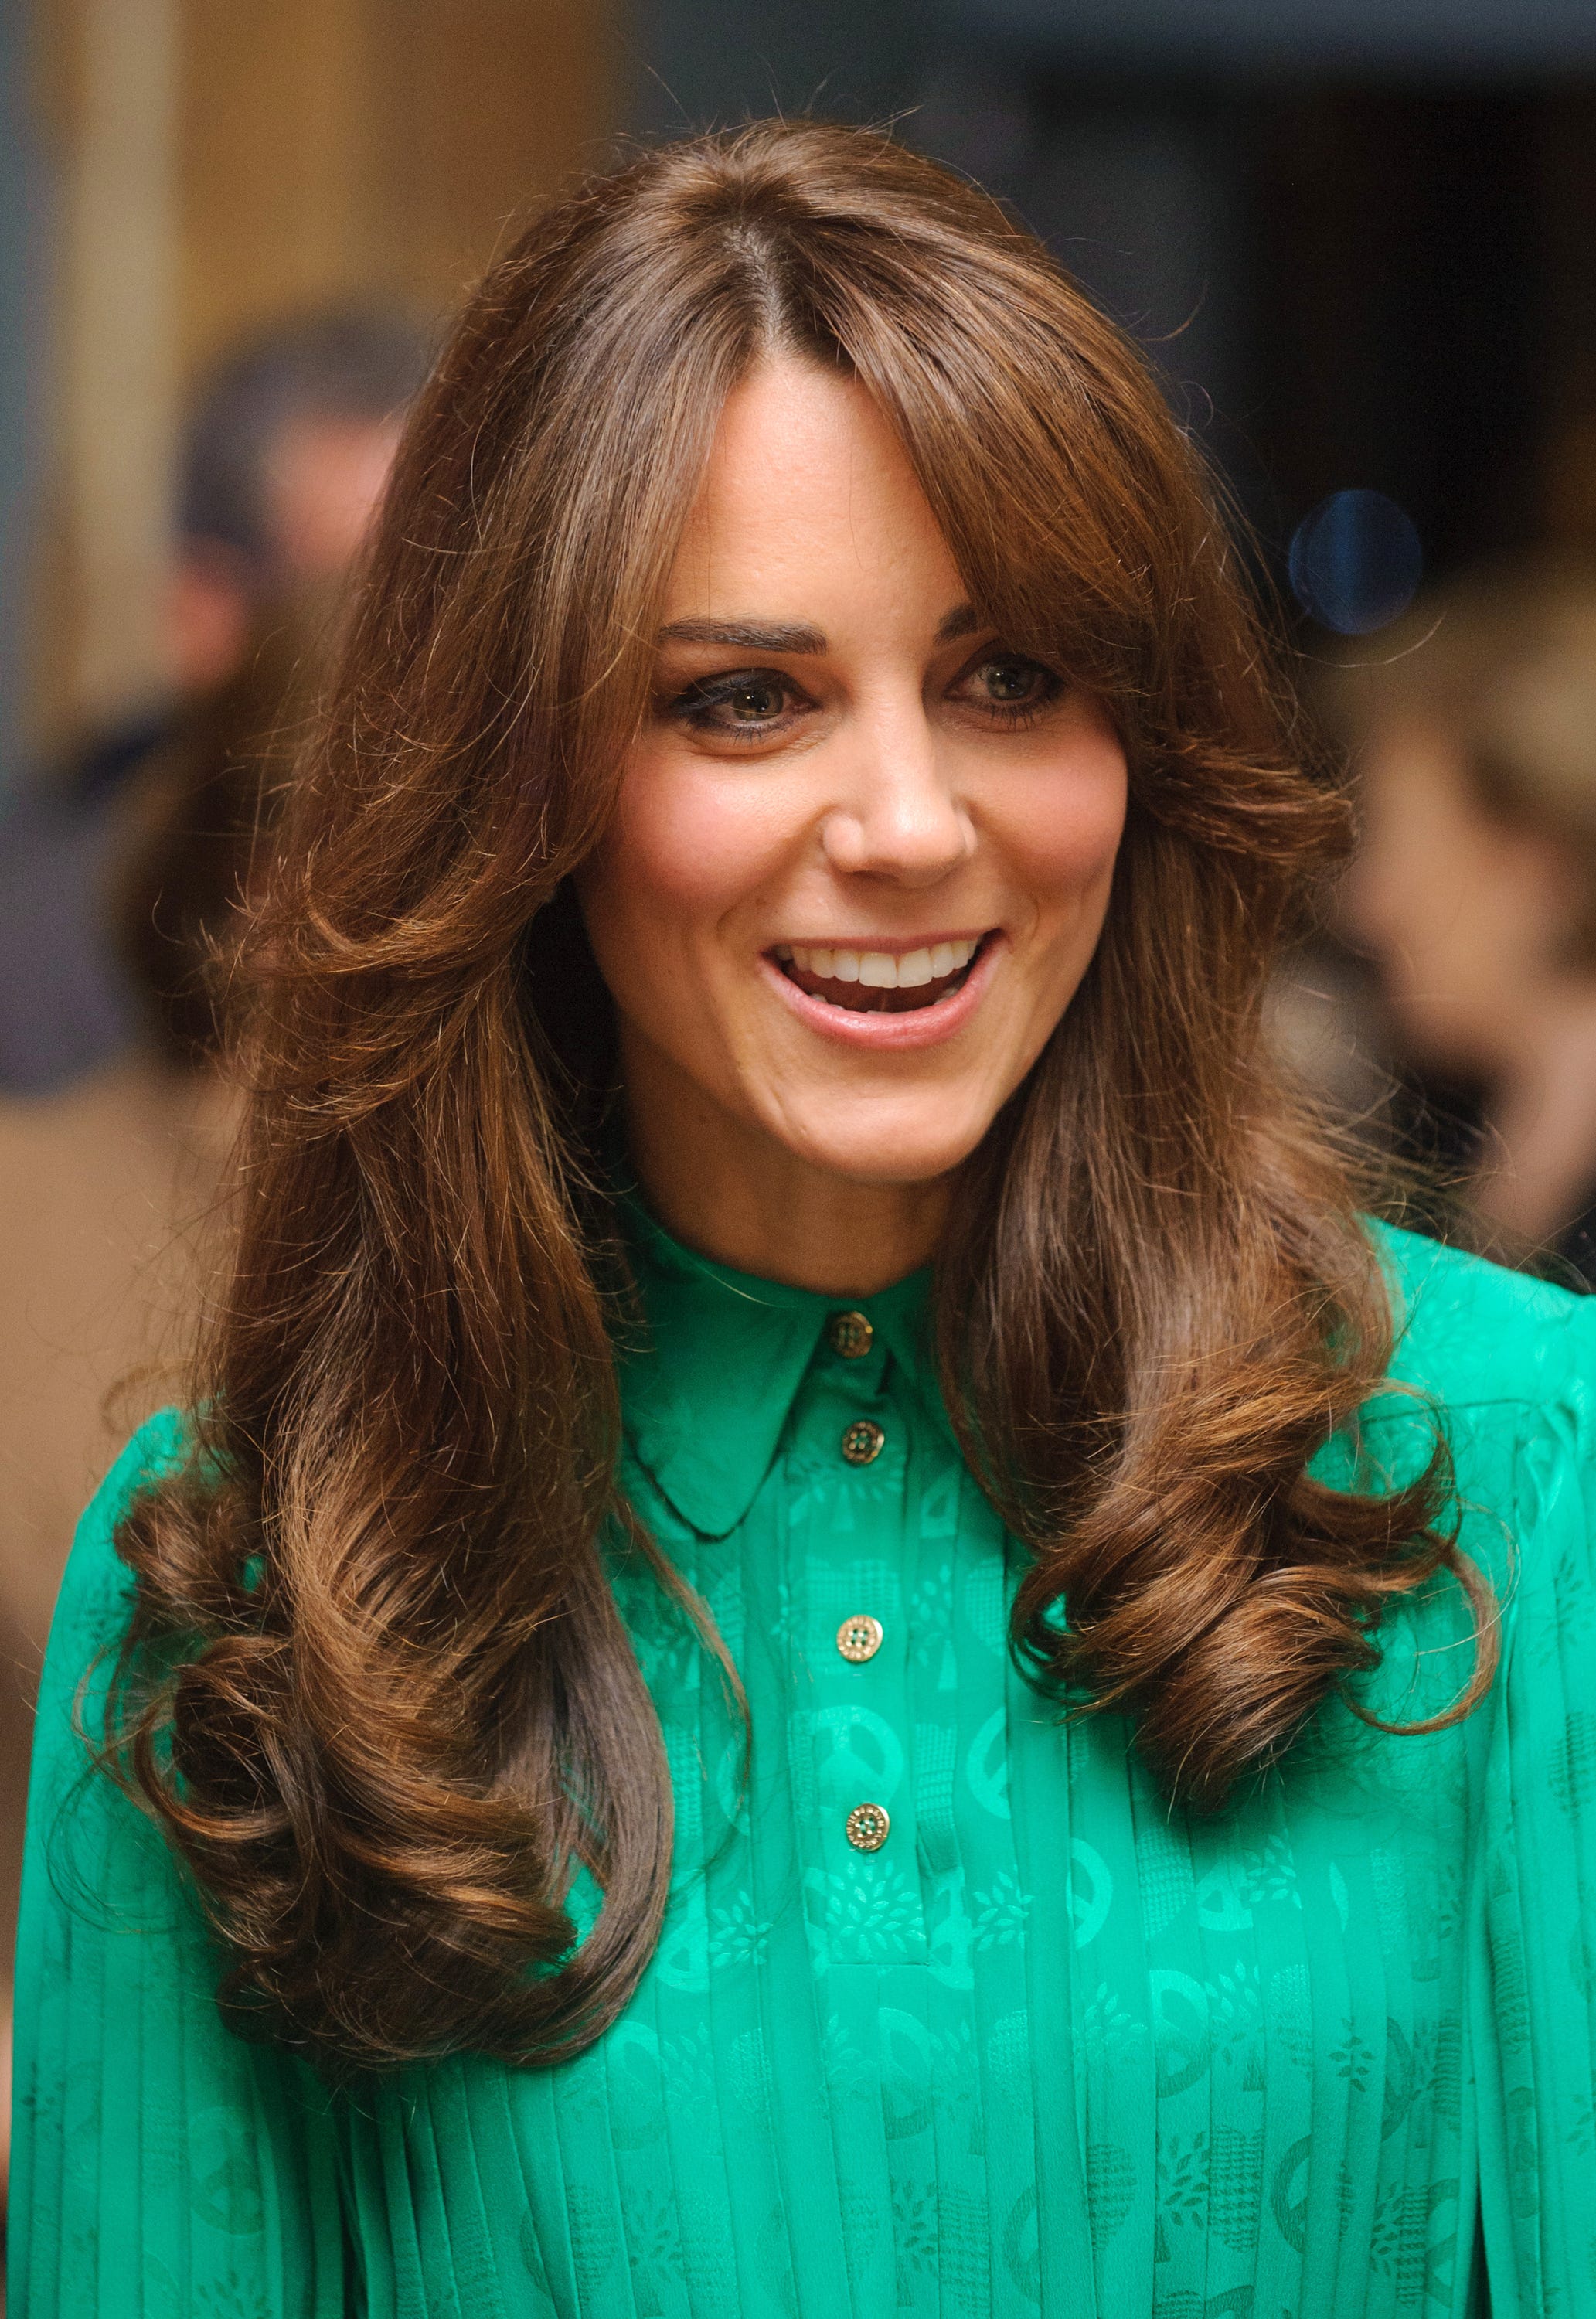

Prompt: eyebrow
[
  {"left": 655, "top": 618, "right": 826, "bottom": 653},
  {"left": 654, "top": 601, "right": 983, "bottom": 654},
  {"left": 934, "top": 602, "right": 981, "bottom": 643}
]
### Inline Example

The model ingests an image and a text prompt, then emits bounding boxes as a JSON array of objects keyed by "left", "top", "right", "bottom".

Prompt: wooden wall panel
[
  {"left": 40, "top": 0, "right": 179, "bottom": 734},
  {"left": 39, "top": 0, "right": 620, "bottom": 741},
  {"left": 175, "top": 0, "right": 384, "bottom": 381},
  {"left": 175, "top": 0, "right": 620, "bottom": 386},
  {"left": 373, "top": 1, "right": 621, "bottom": 308}
]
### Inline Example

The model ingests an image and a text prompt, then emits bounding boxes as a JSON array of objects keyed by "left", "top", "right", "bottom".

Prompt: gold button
[
  {"left": 840, "top": 1418, "right": 885, "bottom": 1467},
  {"left": 846, "top": 1802, "right": 890, "bottom": 1852},
  {"left": 836, "top": 1613, "right": 883, "bottom": 1663},
  {"left": 828, "top": 1309, "right": 874, "bottom": 1360}
]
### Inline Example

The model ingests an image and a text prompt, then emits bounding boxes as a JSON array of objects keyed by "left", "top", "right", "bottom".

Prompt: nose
[{"left": 820, "top": 699, "right": 974, "bottom": 888}]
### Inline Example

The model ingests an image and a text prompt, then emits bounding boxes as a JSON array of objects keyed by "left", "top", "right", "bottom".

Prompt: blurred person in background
[
  {"left": 0, "top": 307, "right": 427, "bottom": 1093},
  {"left": 0, "top": 603, "right": 315, "bottom": 1633},
  {"left": 0, "top": 600, "right": 316, "bottom": 2187},
  {"left": 1337, "top": 568, "right": 1596, "bottom": 1283}
]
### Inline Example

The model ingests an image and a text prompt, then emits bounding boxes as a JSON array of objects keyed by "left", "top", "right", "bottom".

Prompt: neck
[
  {"left": 621, "top": 1073, "right": 951, "bottom": 1299},
  {"left": 1471, "top": 976, "right": 1596, "bottom": 1245}
]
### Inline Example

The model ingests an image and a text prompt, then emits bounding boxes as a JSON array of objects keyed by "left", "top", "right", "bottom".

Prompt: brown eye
[
  {"left": 974, "top": 658, "right": 1047, "bottom": 706},
  {"left": 955, "top": 651, "right": 1063, "bottom": 721},
  {"left": 670, "top": 667, "right": 802, "bottom": 738},
  {"left": 726, "top": 678, "right": 787, "bottom": 722}
]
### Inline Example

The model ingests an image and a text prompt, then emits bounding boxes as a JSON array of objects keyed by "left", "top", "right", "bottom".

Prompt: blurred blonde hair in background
[
  {"left": 1329, "top": 562, "right": 1596, "bottom": 1283},
  {"left": 1332, "top": 565, "right": 1596, "bottom": 956}
]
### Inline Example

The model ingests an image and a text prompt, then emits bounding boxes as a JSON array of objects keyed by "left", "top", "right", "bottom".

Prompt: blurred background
[{"left": 1, "top": 0, "right": 1595, "bottom": 2203}]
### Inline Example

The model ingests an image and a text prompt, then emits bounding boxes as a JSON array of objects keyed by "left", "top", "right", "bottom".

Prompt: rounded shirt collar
[{"left": 614, "top": 1188, "right": 950, "bottom": 1539}]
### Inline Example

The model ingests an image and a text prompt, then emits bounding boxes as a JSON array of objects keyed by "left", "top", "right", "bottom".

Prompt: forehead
[{"left": 662, "top": 359, "right": 961, "bottom": 624}]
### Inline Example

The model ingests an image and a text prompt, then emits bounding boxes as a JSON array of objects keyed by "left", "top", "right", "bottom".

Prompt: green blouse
[{"left": 12, "top": 1211, "right": 1596, "bottom": 2317}]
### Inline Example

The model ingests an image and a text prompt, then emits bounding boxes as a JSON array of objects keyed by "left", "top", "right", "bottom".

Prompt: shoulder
[
  {"left": 25, "top": 1411, "right": 196, "bottom": 1950},
  {"left": 1353, "top": 1223, "right": 1596, "bottom": 1619},
  {"left": 41, "top": 1408, "right": 191, "bottom": 1701},
  {"left": 1366, "top": 1216, "right": 1595, "bottom": 1415}
]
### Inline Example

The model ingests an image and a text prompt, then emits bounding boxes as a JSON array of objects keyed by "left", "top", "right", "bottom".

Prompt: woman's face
[
  {"left": 1342, "top": 719, "right": 1576, "bottom": 1076},
  {"left": 577, "top": 359, "right": 1128, "bottom": 1191}
]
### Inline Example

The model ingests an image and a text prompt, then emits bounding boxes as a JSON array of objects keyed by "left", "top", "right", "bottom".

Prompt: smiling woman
[
  {"left": 13, "top": 121, "right": 1596, "bottom": 2319},
  {"left": 578, "top": 359, "right": 1127, "bottom": 1282}
]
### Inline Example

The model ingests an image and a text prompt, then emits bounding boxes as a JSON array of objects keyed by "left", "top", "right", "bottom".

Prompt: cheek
[
  {"left": 587, "top": 750, "right": 795, "bottom": 938},
  {"left": 998, "top": 744, "right": 1128, "bottom": 925}
]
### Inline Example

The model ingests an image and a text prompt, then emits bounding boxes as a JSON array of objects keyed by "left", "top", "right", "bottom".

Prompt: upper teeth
[{"left": 774, "top": 938, "right": 978, "bottom": 986}]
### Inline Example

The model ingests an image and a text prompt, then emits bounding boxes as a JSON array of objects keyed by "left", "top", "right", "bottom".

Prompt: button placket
[
  {"left": 798, "top": 1309, "right": 917, "bottom": 1894},
  {"left": 835, "top": 1392, "right": 887, "bottom": 1826},
  {"left": 836, "top": 1592, "right": 889, "bottom": 1849}
]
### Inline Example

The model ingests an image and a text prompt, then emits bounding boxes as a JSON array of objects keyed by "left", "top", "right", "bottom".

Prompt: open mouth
[{"left": 770, "top": 934, "right": 992, "bottom": 1014}]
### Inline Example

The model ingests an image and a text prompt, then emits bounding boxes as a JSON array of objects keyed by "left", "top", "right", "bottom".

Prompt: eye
[
  {"left": 722, "top": 676, "right": 788, "bottom": 723},
  {"left": 958, "top": 653, "right": 1061, "bottom": 718},
  {"left": 668, "top": 668, "right": 804, "bottom": 740}
]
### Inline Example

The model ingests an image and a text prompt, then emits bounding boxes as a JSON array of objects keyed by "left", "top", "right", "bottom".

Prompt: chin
[{"left": 776, "top": 1098, "right": 995, "bottom": 1189}]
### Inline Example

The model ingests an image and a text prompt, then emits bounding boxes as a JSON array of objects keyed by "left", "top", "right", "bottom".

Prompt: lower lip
[{"left": 760, "top": 935, "right": 1005, "bottom": 1051}]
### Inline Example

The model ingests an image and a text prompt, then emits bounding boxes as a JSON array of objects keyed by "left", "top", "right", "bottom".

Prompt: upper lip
[{"left": 767, "top": 929, "right": 993, "bottom": 954}]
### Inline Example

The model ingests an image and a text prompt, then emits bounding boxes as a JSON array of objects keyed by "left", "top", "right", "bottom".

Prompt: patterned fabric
[{"left": 12, "top": 1209, "right": 1596, "bottom": 2317}]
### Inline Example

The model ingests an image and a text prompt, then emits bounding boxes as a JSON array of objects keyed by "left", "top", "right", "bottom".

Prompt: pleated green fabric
[{"left": 12, "top": 1214, "right": 1596, "bottom": 2317}]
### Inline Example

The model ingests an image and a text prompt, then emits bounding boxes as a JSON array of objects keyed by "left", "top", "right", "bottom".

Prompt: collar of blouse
[{"left": 611, "top": 1186, "right": 956, "bottom": 1539}]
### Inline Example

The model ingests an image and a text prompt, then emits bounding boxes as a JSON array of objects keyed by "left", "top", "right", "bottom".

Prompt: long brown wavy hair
[{"left": 107, "top": 121, "right": 1483, "bottom": 2073}]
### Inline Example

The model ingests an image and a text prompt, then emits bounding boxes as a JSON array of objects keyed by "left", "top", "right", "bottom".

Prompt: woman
[
  {"left": 12, "top": 124, "right": 1594, "bottom": 2317},
  {"left": 1337, "top": 568, "right": 1596, "bottom": 1285}
]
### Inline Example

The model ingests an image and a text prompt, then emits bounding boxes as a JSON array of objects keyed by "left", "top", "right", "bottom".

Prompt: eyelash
[
  {"left": 669, "top": 672, "right": 807, "bottom": 740},
  {"left": 964, "top": 660, "right": 1062, "bottom": 729},
  {"left": 665, "top": 656, "right": 1063, "bottom": 741}
]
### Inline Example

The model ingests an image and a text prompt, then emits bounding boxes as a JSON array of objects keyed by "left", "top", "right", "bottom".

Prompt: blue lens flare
[{"left": 1288, "top": 489, "right": 1423, "bottom": 635}]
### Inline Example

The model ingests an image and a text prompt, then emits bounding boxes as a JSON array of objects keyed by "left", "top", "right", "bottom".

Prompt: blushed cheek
[
  {"left": 1005, "top": 758, "right": 1128, "bottom": 929},
  {"left": 594, "top": 753, "right": 793, "bottom": 928}
]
